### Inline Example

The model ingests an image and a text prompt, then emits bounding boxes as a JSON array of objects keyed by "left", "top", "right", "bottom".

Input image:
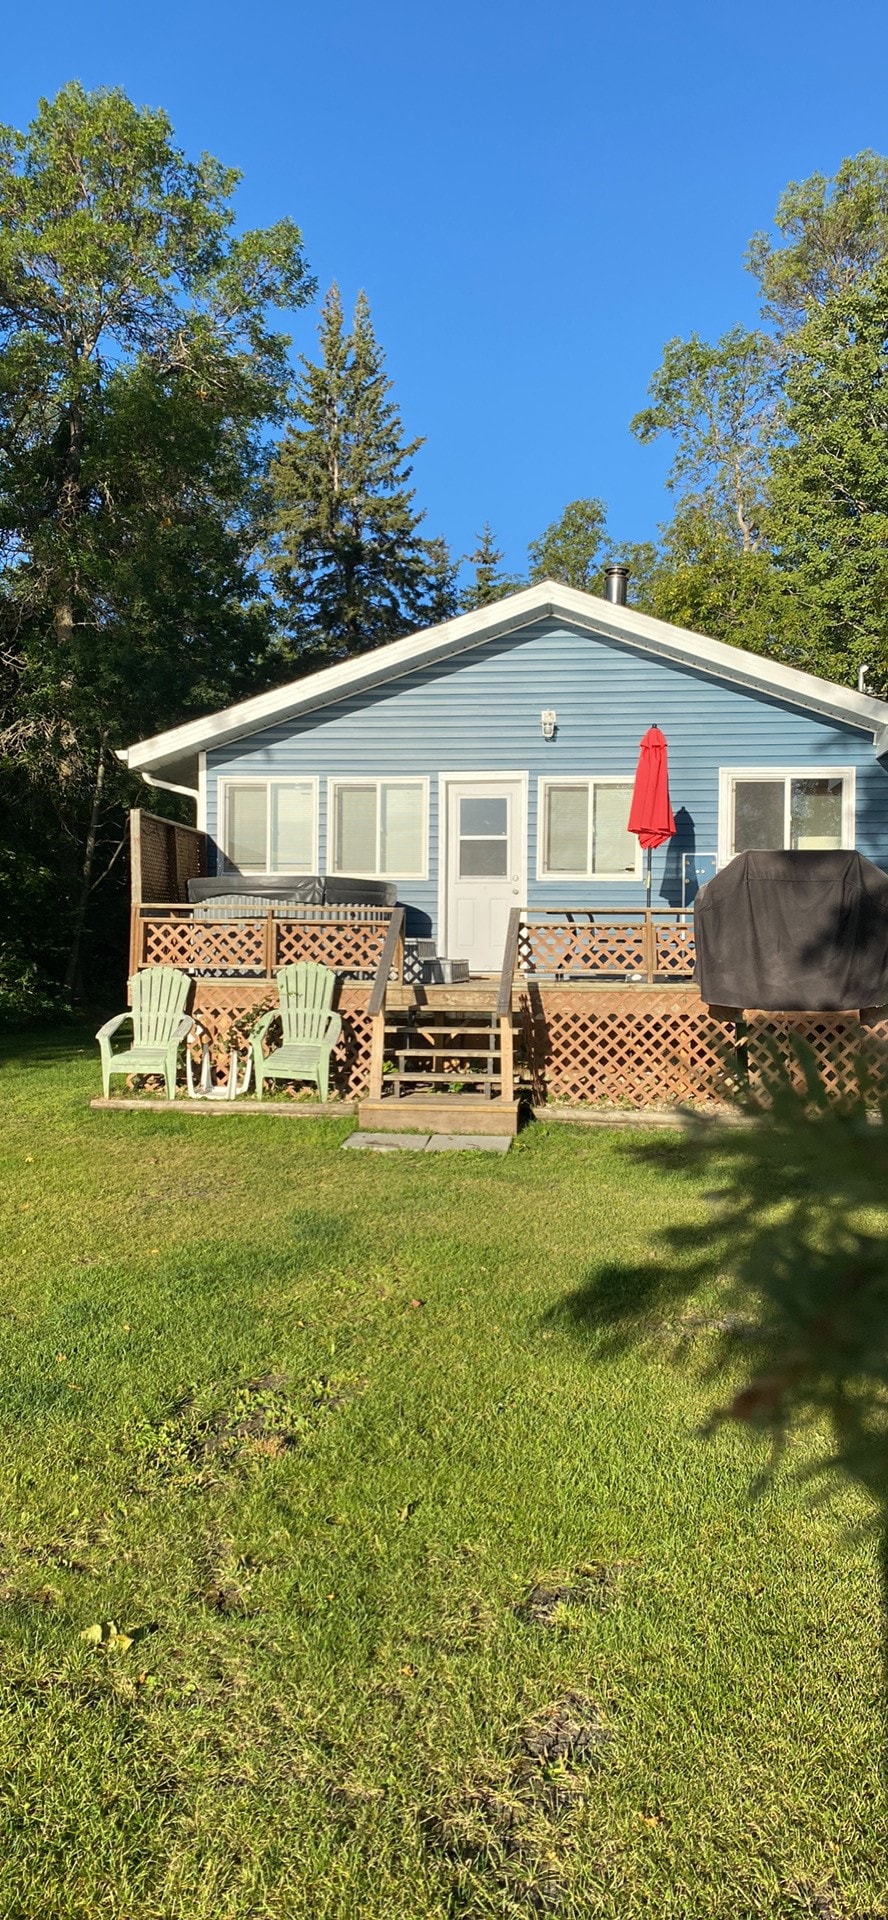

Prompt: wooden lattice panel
[
  {"left": 654, "top": 923, "right": 696, "bottom": 978},
  {"left": 746, "top": 1013, "right": 888, "bottom": 1106},
  {"left": 141, "top": 917, "right": 266, "bottom": 975},
  {"left": 138, "top": 912, "right": 394, "bottom": 981},
  {"left": 519, "top": 917, "right": 646, "bottom": 978},
  {"left": 522, "top": 987, "right": 888, "bottom": 1110},
  {"left": 273, "top": 918, "right": 389, "bottom": 978},
  {"left": 526, "top": 993, "right": 733, "bottom": 1106},
  {"left": 191, "top": 984, "right": 373, "bottom": 1098}
]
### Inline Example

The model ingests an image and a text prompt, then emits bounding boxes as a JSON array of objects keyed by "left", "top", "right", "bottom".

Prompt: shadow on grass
[
  {"left": 0, "top": 1021, "right": 93, "bottom": 1070},
  {"left": 552, "top": 1062, "right": 888, "bottom": 1784}
]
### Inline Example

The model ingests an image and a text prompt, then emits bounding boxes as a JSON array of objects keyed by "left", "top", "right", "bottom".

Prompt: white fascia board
[
  {"left": 555, "top": 586, "right": 888, "bottom": 735},
  {"left": 118, "top": 591, "right": 550, "bottom": 773},
  {"left": 117, "top": 581, "right": 888, "bottom": 774}
]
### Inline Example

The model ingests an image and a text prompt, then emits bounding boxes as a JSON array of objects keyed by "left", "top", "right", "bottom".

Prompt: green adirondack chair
[
  {"left": 96, "top": 966, "right": 193, "bottom": 1100},
  {"left": 252, "top": 961, "right": 342, "bottom": 1102}
]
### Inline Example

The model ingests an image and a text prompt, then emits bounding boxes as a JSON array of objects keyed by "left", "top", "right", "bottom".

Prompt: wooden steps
[
  {"left": 368, "top": 932, "right": 524, "bottom": 1130},
  {"left": 358, "top": 1095, "right": 520, "bottom": 1136},
  {"left": 382, "top": 1003, "right": 504, "bottom": 1098}
]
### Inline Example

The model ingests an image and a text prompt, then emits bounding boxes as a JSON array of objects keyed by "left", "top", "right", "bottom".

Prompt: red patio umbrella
[{"left": 628, "top": 725, "right": 676, "bottom": 905}]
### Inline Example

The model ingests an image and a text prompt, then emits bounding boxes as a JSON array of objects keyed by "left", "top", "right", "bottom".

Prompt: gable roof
[{"left": 118, "top": 580, "right": 888, "bottom": 793}]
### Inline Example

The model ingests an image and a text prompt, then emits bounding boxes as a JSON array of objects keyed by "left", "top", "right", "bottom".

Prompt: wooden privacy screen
[{"left": 130, "top": 810, "right": 206, "bottom": 905}]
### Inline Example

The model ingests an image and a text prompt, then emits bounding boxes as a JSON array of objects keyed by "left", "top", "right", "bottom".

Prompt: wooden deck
[{"left": 125, "top": 832, "right": 888, "bottom": 1115}]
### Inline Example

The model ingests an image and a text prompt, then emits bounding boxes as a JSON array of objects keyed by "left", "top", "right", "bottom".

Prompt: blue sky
[{"left": 5, "top": 1, "right": 888, "bottom": 579}]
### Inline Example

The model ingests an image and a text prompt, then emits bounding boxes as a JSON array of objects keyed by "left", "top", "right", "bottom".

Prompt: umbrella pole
[{"left": 646, "top": 846, "right": 652, "bottom": 908}]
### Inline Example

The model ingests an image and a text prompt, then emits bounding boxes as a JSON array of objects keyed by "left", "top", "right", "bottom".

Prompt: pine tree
[
  {"left": 459, "top": 523, "right": 519, "bottom": 609},
  {"left": 271, "top": 286, "right": 453, "bottom": 661}
]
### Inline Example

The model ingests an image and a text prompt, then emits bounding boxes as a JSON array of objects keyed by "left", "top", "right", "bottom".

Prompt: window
[
  {"left": 720, "top": 768, "right": 855, "bottom": 862},
  {"left": 220, "top": 779, "right": 317, "bottom": 873},
  {"left": 539, "top": 779, "right": 639, "bottom": 879},
  {"left": 331, "top": 780, "right": 427, "bottom": 877},
  {"left": 458, "top": 795, "right": 509, "bottom": 876}
]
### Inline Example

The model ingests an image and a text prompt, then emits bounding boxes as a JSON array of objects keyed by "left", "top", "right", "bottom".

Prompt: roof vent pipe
[{"left": 604, "top": 563, "right": 629, "bottom": 606}]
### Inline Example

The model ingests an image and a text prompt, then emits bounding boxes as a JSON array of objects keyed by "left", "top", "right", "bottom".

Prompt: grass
[{"left": 0, "top": 1026, "right": 882, "bottom": 1920}]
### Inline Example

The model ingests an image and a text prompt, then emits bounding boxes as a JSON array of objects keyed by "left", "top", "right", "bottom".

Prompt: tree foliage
[
  {"left": 270, "top": 285, "right": 455, "bottom": 662},
  {"left": 633, "top": 152, "right": 888, "bottom": 680},
  {"left": 631, "top": 329, "right": 776, "bottom": 553},
  {"left": 768, "top": 272, "right": 888, "bottom": 691},
  {"left": 460, "top": 522, "right": 521, "bottom": 609},
  {"left": 528, "top": 497, "right": 608, "bottom": 591},
  {"left": 0, "top": 82, "right": 313, "bottom": 1000},
  {"left": 747, "top": 150, "right": 888, "bottom": 332}
]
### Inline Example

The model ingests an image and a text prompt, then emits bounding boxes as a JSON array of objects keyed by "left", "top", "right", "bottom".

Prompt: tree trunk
[{"left": 64, "top": 732, "right": 107, "bottom": 1001}]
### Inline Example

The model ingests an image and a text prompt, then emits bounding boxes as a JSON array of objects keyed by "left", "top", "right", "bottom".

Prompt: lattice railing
[
  {"left": 142, "top": 915, "right": 266, "bottom": 975},
  {"left": 517, "top": 910, "right": 696, "bottom": 982},
  {"left": 133, "top": 906, "right": 398, "bottom": 982},
  {"left": 654, "top": 920, "right": 696, "bottom": 978}
]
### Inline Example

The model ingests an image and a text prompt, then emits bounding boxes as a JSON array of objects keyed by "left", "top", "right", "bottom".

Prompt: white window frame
[
  {"left": 217, "top": 775, "right": 319, "bottom": 875},
  {"left": 536, "top": 776, "right": 642, "bottom": 883},
  {"left": 328, "top": 776, "right": 430, "bottom": 880},
  {"left": 717, "top": 765, "right": 856, "bottom": 867}
]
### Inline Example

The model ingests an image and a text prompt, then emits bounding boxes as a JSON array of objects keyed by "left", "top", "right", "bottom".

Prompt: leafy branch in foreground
[{"left": 570, "top": 1047, "right": 888, "bottom": 1515}]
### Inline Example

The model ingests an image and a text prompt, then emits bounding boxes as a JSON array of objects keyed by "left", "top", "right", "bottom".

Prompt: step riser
[{"left": 359, "top": 1098, "right": 520, "bottom": 1136}]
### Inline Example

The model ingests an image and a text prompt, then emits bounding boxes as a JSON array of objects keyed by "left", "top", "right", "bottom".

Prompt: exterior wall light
[{"left": 540, "top": 709, "right": 557, "bottom": 741}]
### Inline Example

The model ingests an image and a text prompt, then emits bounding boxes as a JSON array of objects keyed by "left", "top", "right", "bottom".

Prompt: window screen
[
  {"left": 270, "top": 784, "right": 314, "bottom": 871},
  {"left": 790, "top": 778, "right": 843, "bottom": 850},
  {"left": 542, "top": 782, "right": 636, "bottom": 877},
  {"left": 733, "top": 780, "right": 785, "bottom": 854},
  {"left": 381, "top": 785, "right": 423, "bottom": 874},
  {"left": 335, "top": 785, "right": 377, "bottom": 874},
  {"left": 333, "top": 782, "right": 425, "bottom": 875},
  {"left": 592, "top": 783, "right": 634, "bottom": 873},
  {"left": 544, "top": 786, "right": 588, "bottom": 875},
  {"left": 226, "top": 786, "right": 267, "bottom": 870},
  {"left": 730, "top": 774, "right": 847, "bottom": 856}
]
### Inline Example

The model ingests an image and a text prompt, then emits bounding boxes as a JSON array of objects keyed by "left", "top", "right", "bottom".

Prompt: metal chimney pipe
[{"left": 604, "top": 563, "right": 629, "bottom": 606}]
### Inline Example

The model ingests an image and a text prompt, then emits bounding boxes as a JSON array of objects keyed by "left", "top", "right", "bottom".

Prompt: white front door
[{"left": 443, "top": 778, "right": 525, "bottom": 972}]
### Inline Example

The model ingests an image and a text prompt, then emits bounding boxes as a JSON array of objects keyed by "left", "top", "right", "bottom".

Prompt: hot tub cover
[{"left": 693, "top": 850, "right": 888, "bottom": 1011}]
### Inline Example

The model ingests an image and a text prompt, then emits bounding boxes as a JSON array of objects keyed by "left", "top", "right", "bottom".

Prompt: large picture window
[
  {"left": 720, "top": 768, "right": 855, "bottom": 863},
  {"left": 330, "top": 779, "right": 427, "bottom": 878},
  {"left": 539, "top": 778, "right": 639, "bottom": 880},
  {"left": 219, "top": 779, "right": 317, "bottom": 874}
]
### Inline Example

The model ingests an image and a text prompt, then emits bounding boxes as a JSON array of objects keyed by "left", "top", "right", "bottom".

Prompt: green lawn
[{"left": 0, "top": 1030, "right": 881, "bottom": 1919}]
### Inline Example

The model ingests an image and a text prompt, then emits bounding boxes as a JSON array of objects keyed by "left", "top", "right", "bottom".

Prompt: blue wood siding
[{"left": 206, "top": 618, "right": 888, "bottom": 938}]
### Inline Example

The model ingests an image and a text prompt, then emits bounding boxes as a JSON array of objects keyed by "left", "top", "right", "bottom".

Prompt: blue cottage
[{"left": 120, "top": 581, "right": 888, "bottom": 976}]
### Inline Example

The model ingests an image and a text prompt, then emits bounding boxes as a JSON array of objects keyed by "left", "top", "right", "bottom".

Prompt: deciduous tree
[
  {"left": 769, "top": 272, "right": 888, "bottom": 691},
  {"left": 528, "top": 497, "right": 608, "bottom": 592},
  {"left": 0, "top": 82, "right": 312, "bottom": 1000}
]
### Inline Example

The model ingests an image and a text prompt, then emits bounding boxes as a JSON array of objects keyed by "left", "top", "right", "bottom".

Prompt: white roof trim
[{"left": 118, "top": 580, "right": 888, "bottom": 774}]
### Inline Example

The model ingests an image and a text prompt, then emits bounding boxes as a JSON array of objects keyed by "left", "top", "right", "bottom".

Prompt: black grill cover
[{"left": 694, "top": 851, "right": 888, "bottom": 1011}]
